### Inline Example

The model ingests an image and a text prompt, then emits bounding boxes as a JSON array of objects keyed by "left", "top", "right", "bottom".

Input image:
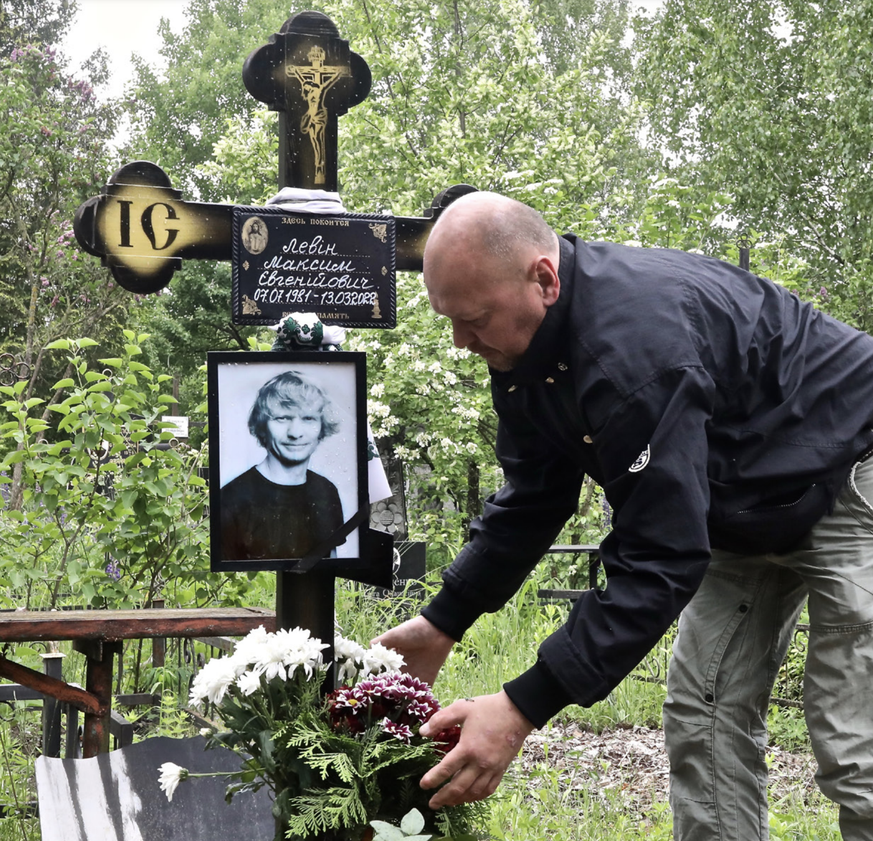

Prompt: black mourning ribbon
[{"left": 291, "top": 505, "right": 370, "bottom": 573}]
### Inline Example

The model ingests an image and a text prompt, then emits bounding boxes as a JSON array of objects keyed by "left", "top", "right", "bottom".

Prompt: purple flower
[
  {"left": 380, "top": 718, "right": 414, "bottom": 742},
  {"left": 105, "top": 560, "right": 121, "bottom": 581},
  {"left": 327, "top": 673, "right": 440, "bottom": 734}
]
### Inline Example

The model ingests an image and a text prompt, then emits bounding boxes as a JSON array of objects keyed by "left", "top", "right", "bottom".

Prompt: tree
[
  {"left": 124, "top": 0, "right": 290, "bottom": 201},
  {"left": 0, "top": 0, "right": 76, "bottom": 56},
  {"left": 635, "top": 0, "right": 873, "bottom": 328},
  {"left": 0, "top": 7, "right": 129, "bottom": 506}
]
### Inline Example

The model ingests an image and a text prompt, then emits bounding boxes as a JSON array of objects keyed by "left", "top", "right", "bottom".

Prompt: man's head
[
  {"left": 249, "top": 371, "right": 339, "bottom": 466},
  {"left": 423, "top": 192, "right": 561, "bottom": 372}
]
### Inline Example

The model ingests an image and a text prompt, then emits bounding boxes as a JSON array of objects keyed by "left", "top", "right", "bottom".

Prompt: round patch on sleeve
[{"left": 628, "top": 445, "right": 651, "bottom": 473}]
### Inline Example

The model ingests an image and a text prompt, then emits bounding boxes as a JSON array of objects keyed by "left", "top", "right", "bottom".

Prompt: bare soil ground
[{"left": 520, "top": 721, "right": 819, "bottom": 812}]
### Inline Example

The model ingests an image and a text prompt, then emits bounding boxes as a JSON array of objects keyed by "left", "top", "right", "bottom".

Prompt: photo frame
[{"left": 207, "top": 351, "right": 368, "bottom": 573}]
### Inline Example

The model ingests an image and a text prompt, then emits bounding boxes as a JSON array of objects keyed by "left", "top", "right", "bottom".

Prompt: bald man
[{"left": 376, "top": 192, "right": 873, "bottom": 841}]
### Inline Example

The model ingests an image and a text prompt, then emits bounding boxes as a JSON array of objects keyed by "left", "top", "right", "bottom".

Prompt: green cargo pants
[{"left": 664, "top": 456, "right": 873, "bottom": 840}]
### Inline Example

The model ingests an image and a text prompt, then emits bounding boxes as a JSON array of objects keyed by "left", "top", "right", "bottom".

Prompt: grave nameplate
[{"left": 232, "top": 207, "right": 396, "bottom": 328}]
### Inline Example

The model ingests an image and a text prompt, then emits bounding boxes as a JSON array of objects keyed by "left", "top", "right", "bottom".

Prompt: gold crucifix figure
[{"left": 287, "top": 46, "right": 350, "bottom": 185}]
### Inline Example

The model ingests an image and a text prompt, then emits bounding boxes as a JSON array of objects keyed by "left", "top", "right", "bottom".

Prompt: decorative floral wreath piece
[{"left": 272, "top": 312, "right": 346, "bottom": 352}]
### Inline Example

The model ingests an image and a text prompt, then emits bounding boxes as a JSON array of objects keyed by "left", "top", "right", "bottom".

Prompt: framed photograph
[{"left": 207, "top": 351, "right": 368, "bottom": 572}]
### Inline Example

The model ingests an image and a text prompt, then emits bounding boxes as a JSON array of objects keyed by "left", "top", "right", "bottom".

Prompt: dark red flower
[{"left": 432, "top": 725, "right": 461, "bottom": 755}]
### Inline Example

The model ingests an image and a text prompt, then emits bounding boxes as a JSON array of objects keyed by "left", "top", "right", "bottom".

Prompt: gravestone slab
[{"left": 36, "top": 735, "right": 273, "bottom": 841}]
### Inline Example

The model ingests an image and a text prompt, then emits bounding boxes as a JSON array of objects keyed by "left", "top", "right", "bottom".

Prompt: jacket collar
[{"left": 490, "top": 235, "right": 576, "bottom": 388}]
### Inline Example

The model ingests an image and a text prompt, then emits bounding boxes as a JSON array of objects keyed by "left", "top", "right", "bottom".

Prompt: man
[
  {"left": 220, "top": 370, "right": 344, "bottom": 561},
  {"left": 375, "top": 191, "right": 873, "bottom": 840}
]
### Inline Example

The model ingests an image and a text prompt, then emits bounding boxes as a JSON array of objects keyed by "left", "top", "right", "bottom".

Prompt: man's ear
[{"left": 533, "top": 255, "right": 561, "bottom": 307}]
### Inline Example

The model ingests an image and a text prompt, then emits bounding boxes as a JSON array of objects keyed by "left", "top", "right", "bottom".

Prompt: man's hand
[
  {"left": 371, "top": 615, "right": 454, "bottom": 687},
  {"left": 418, "top": 690, "right": 535, "bottom": 808}
]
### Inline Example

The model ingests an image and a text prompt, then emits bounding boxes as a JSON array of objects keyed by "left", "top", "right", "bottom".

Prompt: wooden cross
[
  {"left": 74, "top": 159, "right": 473, "bottom": 293},
  {"left": 72, "top": 11, "right": 476, "bottom": 666}
]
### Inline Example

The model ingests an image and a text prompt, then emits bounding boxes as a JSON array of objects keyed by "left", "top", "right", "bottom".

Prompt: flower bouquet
[{"left": 158, "top": 626, "right": 487, "bottom": 841}]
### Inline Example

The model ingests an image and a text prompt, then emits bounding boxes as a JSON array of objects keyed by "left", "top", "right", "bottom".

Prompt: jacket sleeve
[
  {"left": 421, "top": 397, "right": 586, "bottom": 642},
  {"left": 505, "top": 365, "right": 716, "bottom": 726}
]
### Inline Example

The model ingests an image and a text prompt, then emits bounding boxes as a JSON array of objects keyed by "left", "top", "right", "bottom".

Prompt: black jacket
[{"left": 422, "top": 235, "right": 873, "bottom": 727}]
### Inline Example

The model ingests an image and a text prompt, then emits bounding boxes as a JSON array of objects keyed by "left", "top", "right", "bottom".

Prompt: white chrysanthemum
[
  {"left": 233, "top": 625, "right": 271, "bottom": 669},
  {"left": 158, "top": 762, "right": 188, "bottom": 802},
  {"left": 360, "top": 642, "right": 405, "bottom": 678},
  {"left": 285, "top": 636, "right": 328, "bottom": 679},
  {"left": 236, "top": 670, "right": 262, "bottom": 697},
  {"left": 189, "top": 655, "right": 238, "bottom": 706},
  {"left": 250, "top": 634, "right": 291, "bottom": 681},
  {"left": 334, "top": 635, "right": 366, "bottom": 683},
  {"left": 248, "top": 627, "right": 328, "bottom": 681}
]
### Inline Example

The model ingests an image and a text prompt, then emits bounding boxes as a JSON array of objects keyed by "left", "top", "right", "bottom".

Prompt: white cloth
[{"left": 266, "top": 188, "right": 346, "bottom": 214}]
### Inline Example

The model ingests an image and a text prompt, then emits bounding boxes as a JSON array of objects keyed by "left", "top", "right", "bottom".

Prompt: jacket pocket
[{"left": 708, "top": 481, "right": 830, "bottom": 554}]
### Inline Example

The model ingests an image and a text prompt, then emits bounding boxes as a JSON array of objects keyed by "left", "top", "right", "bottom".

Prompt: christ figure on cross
[{"left": 287, "top": 46, "right": 350, "bottom": 184}]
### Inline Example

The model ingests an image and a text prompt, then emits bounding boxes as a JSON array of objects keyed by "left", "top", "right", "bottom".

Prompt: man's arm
[
  {"left": 371, "top": 615, "right": 454, "bottom": 687},
  {"left": 405, "top": 367, "right": 717, "bottom": 807},
  {"left": 422, "top": 411, "right": 587, "bottom": 642}
]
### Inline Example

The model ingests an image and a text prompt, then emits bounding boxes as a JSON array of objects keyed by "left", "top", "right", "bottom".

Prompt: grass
[{"left": 0, "top": 570, "right": 843, "bottom": 839}]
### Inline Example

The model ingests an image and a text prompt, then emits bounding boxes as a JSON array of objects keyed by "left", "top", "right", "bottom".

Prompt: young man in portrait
[{"left": 220, "top": 370, "right": 344, "bottom": 561}]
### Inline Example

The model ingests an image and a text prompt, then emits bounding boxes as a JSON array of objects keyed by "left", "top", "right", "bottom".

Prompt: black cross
[
  {"left": 243, "top": 11, "right": 371, "bottom": 192},
  {"left": 72, "top": 11, "right": 476, "bottom": 667}
]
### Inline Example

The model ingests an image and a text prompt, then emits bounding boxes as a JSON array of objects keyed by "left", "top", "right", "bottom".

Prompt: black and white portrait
[{"left": 207, "top": 352, "right": 366, "bottom": 571}]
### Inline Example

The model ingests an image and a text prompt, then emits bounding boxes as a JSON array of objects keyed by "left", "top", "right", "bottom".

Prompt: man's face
[
  {"left": 426, "top": 264, "right": 549, "bottom": 372},
  {"left": 264, "top": 404, "right": 322, "bottom": 466}
]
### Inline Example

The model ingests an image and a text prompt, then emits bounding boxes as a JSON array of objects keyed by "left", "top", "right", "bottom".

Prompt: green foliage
[
  {"left": 0, "top": 333, "right": 250, "bottom": 611},
  {"left": 0, "top": 703, "right": 39, "bottom": 837},
  {"left": 768, "top": 800, "right": 840, "bottom": 841},
  {"left": 491, "top": 757, "right": 674, "bottom": 840},
  {"left": 635, "top": 0, "right": 873, "bottom": 330},
  {"left": 124, "top": 0, "right": 289, "bottom": 201},
  {"left": 0, "top": 0, "right": 75, "bottom": 55},
  {"left": 323, "top": 0, "right": 649, "bottom": 225},
  {"left": 279, "top": 714, "right": 484, "bottom": 840},
  {"left": 371, "top": 808, "right": 474, "bottom": 841},
  {"left": 0, "top": 33, "right": 126, "bottom": 397}
]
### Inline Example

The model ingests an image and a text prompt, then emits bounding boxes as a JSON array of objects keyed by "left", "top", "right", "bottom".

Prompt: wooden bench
[{"left": 0, "top": 607, "right": 275, "bottom": 756}]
